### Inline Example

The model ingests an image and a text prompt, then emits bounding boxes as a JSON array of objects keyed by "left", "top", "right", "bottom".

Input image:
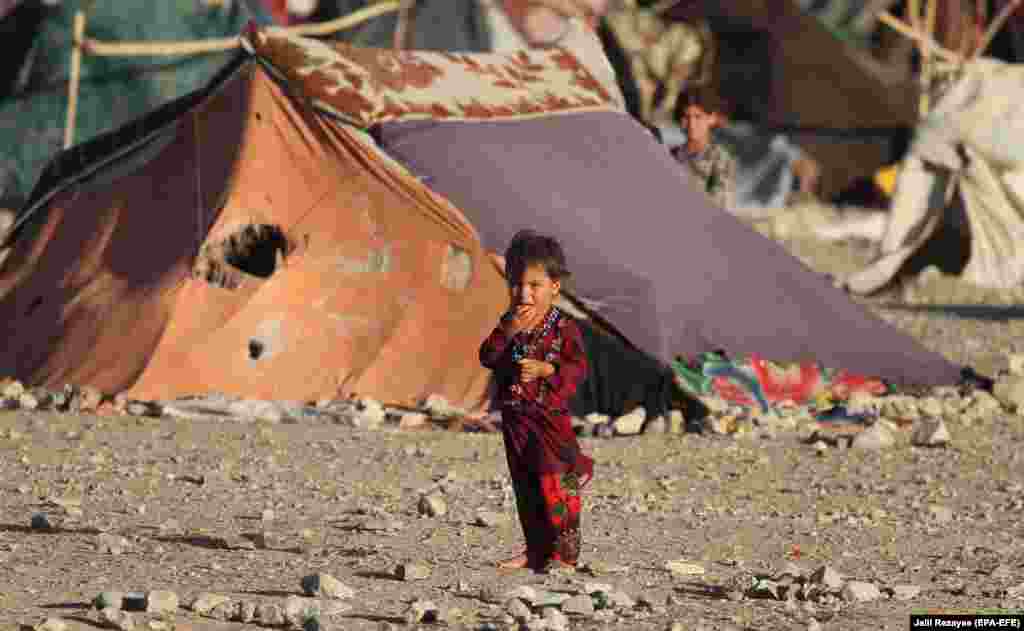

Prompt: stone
[
  {"left": 501, "top": 586, "right": 538, "bottom": 604},
  {"left": 994, "top": 376, "right": 1024, "bottom": 411},
  {"left": 208, "top": 601, "right": 236, "bottom": 621},
  {"left": 398, "top": 412, "right": 428, "bottom": 429},
  {"left": 668, "top": 409, "right": 685, "bottom": 434},
  {"left": 188, "top": 593, "right": 231, "bottom": 616},
  {"left": 19, "top": 392, "right": 38, "bottom": 410},
  {"left": 474, "top": 510, "right": 506, "bottom": 527},
  {"left": 97, "top": 533, "right": 130, "bottom": 555},
  {"left": 31, "top": 513, "right": 52, "bottom": 530},
  {"left": 532, "top": 592, "right": 570, "bottom": 608},
  {"left": 283, "top": 596, "right": 322, "bottom": 625},
  {"left": 665, "top": 559, "right": 705, "bottom": 576},
  {"left": 99, "top": 609, "right": 135, "bottom": 631},
  {"left": 841, "top": 581, "right": 882, "bottom": 602},
  {"left": 809, "top": 565, "right": 844, "bottom": 591},
  {"left": 560, "top": 594, "right": 595, "bottom": 616},
  {"left": 851, "top": 423, "right": 895, "bottom": 450},
  {"left": 94, "top": 592, "right": 125, "bottom": 611},
  {"left": 581, "top": 583, "right": 614, "bottom": 595},
  {"left": 145, "top": 591, "right": 178, "bottom": 615},
  {"left": 256, "top": 603, "right": 285, "bottom": 626},
  {"left": 912, "top": 418, "right": 951, "bottom": 447},
  {"left": 807, "top": 620, "right": 823, "bottom": 631},
  {"left": 542, "top": 607, "right": 569, "bottom": 631},
  {"left": 396, "top": 563, "right": 431, "bottom": 581},
  {"left": 35, "top": 618, "right": 68, "bottom": 631},
  {"left": 928, "top": 504, "right": 954, "bottom": 524},
  {"left": 261, "top": 508, "right": 275, "bottom": 522},
  {"left": 237, "top": 601, "right": 257, "bottom": 623},
  {"left": 506, "top": 598, "right": 532, "bottom": 621},
  {"left": 405, "top": 599, "right": 440, "bottom": 624},
  {"left": 301, "top": 573, "right": 354, "bottom": 599},
  {"left": 418, "top": 493, "right": 447, "bottom": 517},
  {"left": 1008, "top": 353, "right": 1024, "bottom": 376},
  {"left": 613, "top": 407, "right": 646, "bottom": 436},
  {"left": 422, "top": 394, "right": 463, "bottom": 419},
  {"left": 643, "top": 415, "right": 669, "bottom": 434},
  {"left": 607, "top": 591, "right": 635, "bottom": 609},
  {"left": 891, "top": 585, "right": 921, "bottom": 600}
]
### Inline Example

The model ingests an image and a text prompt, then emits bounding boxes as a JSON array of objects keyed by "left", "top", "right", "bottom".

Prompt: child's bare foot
[
  {"left": 496, "top": 553, "right": 529, "bottom": 569},
  {"left": 541, "top": 559, "right": 576, "bottom": 575}
]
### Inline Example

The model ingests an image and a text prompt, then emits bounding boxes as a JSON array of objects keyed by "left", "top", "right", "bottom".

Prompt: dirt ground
[{"left": 1, "top": 220, "right": 1023, "bottom": 631}]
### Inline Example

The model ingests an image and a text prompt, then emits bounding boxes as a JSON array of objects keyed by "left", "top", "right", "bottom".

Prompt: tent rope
[
  {"left": 193, "top": 113, "right": 204, "bottom": 264},
  {"left": 79, "top": 2, "right": 402, "bottom": 57}
]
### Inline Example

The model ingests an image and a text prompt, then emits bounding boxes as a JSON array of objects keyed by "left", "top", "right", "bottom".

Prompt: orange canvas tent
[{"left": 0, "top": 55, "right": 511, "bottom": 410}]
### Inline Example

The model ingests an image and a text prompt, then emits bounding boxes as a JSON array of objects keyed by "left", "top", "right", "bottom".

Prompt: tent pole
[
  {"left": 919, "top": 0, "right": 938, "bottom": 116},
  {"left": 973, "top": 0, "right": 1023, "bottom": 60},
  {"left": 64, "top": 10, "right": 86, "bottom": 150}
]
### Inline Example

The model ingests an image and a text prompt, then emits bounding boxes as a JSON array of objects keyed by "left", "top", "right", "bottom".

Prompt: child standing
[{"left": 479, "top": 230, "right": 592, "bottom": 573}]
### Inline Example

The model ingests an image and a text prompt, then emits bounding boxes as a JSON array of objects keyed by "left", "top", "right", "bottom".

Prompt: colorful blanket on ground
[{"left": 672, "top": 352, "right": 891, "bottom": 414}]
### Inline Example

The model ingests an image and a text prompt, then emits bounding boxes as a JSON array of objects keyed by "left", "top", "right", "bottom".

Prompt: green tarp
[{"left": 0, "top": 0, "right": 247, "bottom": 202}]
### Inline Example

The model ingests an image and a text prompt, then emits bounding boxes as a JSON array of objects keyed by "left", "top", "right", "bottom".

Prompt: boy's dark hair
[
  {"left": 674, "top": 85, "right": 732, "bottom": 122},
  {"left": 504, "top": 230, "right": 570, "bottom": 282}
]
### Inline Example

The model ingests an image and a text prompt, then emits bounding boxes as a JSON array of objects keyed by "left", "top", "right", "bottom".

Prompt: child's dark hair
[
  {"left": 504, "top": 230, "right": 570, "bottom": 282},
  {"left": 674, "top": 85, "right": 732, "bottom": 122}
]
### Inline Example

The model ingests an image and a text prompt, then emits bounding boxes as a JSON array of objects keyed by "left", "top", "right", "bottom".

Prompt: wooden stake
[
  {"left": 878, "top": 11, "right": 963, "bottom": 63},
  {"left": 919, "top": 0, "right": 939, "bottom": 116},
  {"left": 64, "top": 10, "right": 86, "bottom": 150},
  {"left": 973, "top": 0, "right": 1023, "bottom": 60}
]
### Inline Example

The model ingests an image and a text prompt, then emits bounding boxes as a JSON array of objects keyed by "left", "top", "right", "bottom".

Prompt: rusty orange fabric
[{"left": 0, "top": 63, "right": 509, "bottom": 410}]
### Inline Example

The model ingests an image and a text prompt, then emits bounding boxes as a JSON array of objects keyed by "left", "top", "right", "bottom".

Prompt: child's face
[
  {"left": 681, "top": 104, "right": 721, "bottom": 144},
  {"left": 509, "top": 263, "right": 561, "bottom": 314}
]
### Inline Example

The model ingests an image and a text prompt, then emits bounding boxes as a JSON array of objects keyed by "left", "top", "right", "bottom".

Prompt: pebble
[
  {"left": 851, "top": 423, "right": 895, "bottom": 450},
  {"left": 398, "top": 412, "right": 428, "bottom": 429},
  {"left": 301, "top": 573, "right": 354, "bottom": 599},
  {"left": 643, "top": 415, "right": 669, "bottom": 434},
  {"left": 418, "top": 493, "right": 448, "bottom": 517},
  {"left": 810, "top": 565, "right": 844, "bottom": 591},
  {"left": 928, "top": 504, "right": 954, "bottom": 524},
  {"left": 665, "top": 559, "right": 705, "bottom": 576},
  {"left": 474, "top": 510, "right": 506, "bottom": 527},
  {"left": 891, "top": 585, "right": 921, "bottom": 600},
  {"left": 35, "top": 618, "right": 68, "bottom": 631},
  {"left": 506, "top": 598, "right": 532, "bottom": 621},
  {"left": 261, "top": 508, "right": 275, "bottom": 522},
  {"left": 237, "top": 600, "right": 257, "bottom": 623},
  {"left": 993, "top": 376, "right": 1024, "bottom": 411},
  {"left": 31, "top": 513, "right": 52, "bottom": 530},
  {"left": 283, "top": 596, "right": 321, "bottom": 625},
  {"left": 145, "top": 590, "right": 178, "bottom": 615},
  {"left": 613, "top": 407, "right": 646, "bottom": 436},
  {"left": 188, "top": 593, "right": 231, "bottom": 616},
  {"left": 560, "top": 594, "right": 595, "bottom": 616},
  {"left": 542, "top": 607, "right": 569, "bottom": 631},
  {"left": 256, "top": 603, "right": 285, "bottom": 625},
  {"left": 396, "top": 562, "right": 431, "bottom": 581},
  {"left": 841, "top": 581, "right": 882, "bottom": 602},
  {"left": 96, "top": 533, "right": 130, "bottom": 555},
  {"left": 912, "top": 418, "right": 951, "bottom": 447},
  {"left": 405, "top": 599, "right": 440, "bottom": 624},
  {"left": 99, "top": 608, "right": 135, "bottom": 631}
]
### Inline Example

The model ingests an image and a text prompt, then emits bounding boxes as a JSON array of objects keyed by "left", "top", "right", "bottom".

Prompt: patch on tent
[
  {"left": 241, "top": 20, "right": 619, "bottom": 128},
  {"left": 249, "top": 317, "right": 285, "bottom": 362},
  {"left": 441, "top": 243, "right": 472, "bottom": 291},
  {"left": 672, "top": 352, "right": 890, "bottom": 414},
  {"left": 194, "top": 223, "right": 292, "bottom": 289},
  {"left": 334, "top": 246, "right": 392, "bottom": 274}
]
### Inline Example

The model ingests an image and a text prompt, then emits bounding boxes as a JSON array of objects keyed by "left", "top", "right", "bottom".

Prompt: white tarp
[{"left": 846, "top": 57, "right": 1024, "bottom": 294}]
